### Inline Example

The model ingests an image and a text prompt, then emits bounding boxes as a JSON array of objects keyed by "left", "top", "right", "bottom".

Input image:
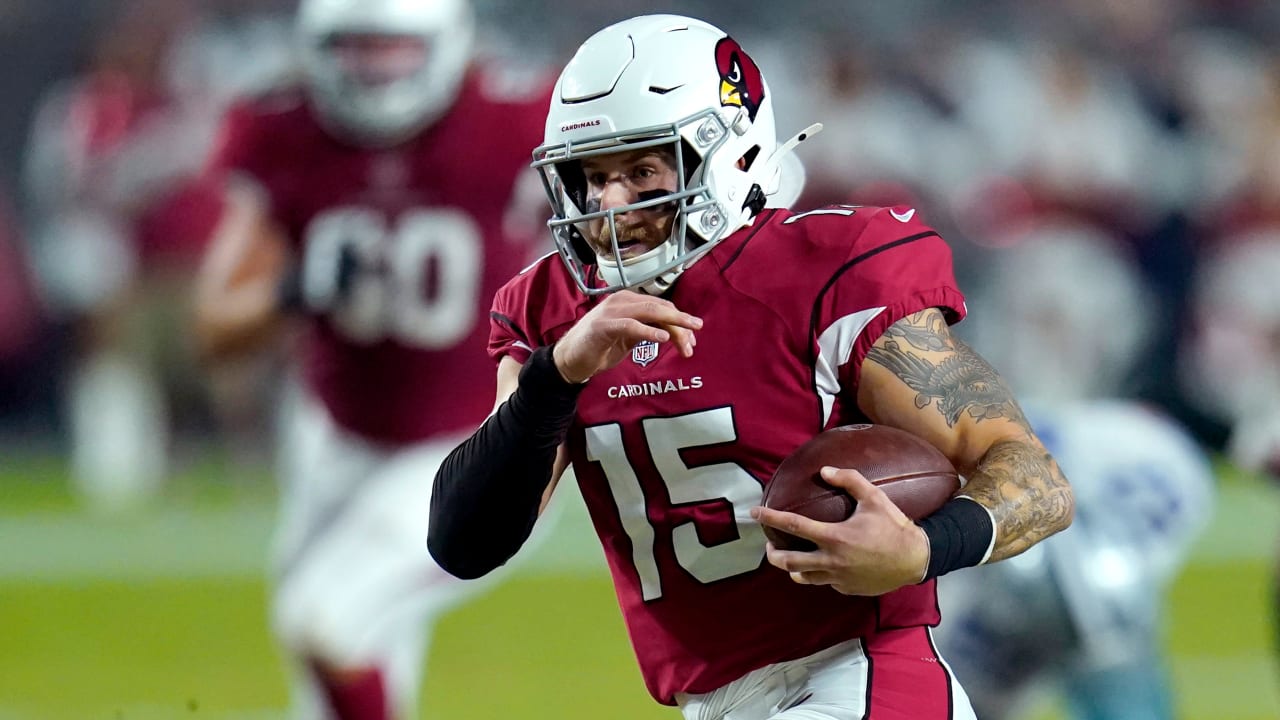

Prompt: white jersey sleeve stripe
[{"left": 814, "top": 306, "right": 885, "bottom": 426}]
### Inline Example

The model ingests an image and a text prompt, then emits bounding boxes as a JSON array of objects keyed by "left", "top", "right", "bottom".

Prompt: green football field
[{"left": 0, "top": 455, "right": 1277, "bottom": 720}]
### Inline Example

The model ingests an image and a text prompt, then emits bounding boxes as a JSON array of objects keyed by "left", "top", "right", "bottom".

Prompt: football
[{"left": 761, "top": 424, "right": 960, "bottom": 551}]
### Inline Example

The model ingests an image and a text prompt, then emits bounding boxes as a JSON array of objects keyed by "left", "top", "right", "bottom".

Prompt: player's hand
[
  {"left": 751, "top": 466, "right": 930, "bottom": 596},
  {"left": 552, "top": 290, "right": 701, "bottom": 383}
]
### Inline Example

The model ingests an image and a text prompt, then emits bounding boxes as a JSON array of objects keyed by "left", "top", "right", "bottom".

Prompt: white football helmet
[
  {"left": 297, "top": 0, "right": 474, "bottom": 146},
  {"left": 534, "top": 15, "right": 811, "bottom": 295}
]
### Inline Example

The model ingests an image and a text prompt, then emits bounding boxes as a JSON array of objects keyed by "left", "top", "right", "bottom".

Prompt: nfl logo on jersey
[{"left": 632, "top": 340, "right": 659, "bottom": 367}]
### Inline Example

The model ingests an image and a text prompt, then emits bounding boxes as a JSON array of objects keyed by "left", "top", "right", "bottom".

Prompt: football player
[
  {"left": 192, "top": 0, "right": 550, "bottom": 718},
  {"left": 22, "top": 0, "right": 286, "bottom": 512},
  {"left": 429, "top": 15, "right": 1074, "bottom": 719}
]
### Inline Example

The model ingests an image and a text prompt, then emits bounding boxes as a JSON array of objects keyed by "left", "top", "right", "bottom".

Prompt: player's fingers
[
  {"left": 661, "top": 322, "right": 696, "bottom": 357},
  {"left": 610, "top": 317, "right": 671, "bottom": 344},
  {"left": 603, "top": 305, "right": 700, "bottom": 354},
  {"left": 819, "top": 466, "right": 878, "bottom": 501},
  {"left": 752, "top": 506, "right": 838, "bottom": 545},
  {"left": 765, "top": 543, "right": 835, "bottom": 573},
  {"left": 623, "top": 298, "right": 703, "bottom": 331},
  {"left": 807, "top": 571, "right": 839, "bottom": 586},
  {"left": 606, "top": 319, "right": 692, "bottom": 359},
  {"left": 789, "top": 570, "right": 838, "bottom": 587},
  {"left": 821, "top": 466, "right": 910, "bottom": 522}
]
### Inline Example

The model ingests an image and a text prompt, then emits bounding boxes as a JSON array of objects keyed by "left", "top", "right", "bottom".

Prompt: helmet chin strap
[{"left": 596, "top": 241, "right": 680, "bottom": 295}]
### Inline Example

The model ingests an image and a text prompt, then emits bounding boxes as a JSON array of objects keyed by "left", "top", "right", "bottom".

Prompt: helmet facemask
[{"left": 535, "top": 106, "right": 764, "bottom": 295}]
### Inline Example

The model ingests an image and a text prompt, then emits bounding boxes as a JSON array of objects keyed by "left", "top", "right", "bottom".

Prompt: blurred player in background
[
  {"left": 21, "top": 0, "right": 293, "bottom": 511},
  {"left": 0, "top": 183, "right": 47, "bottom": 423},
  {"left": 935, "top": 225, "right": 1216, "bottom": 720},
  {"left": 430, "top": 14, "right": 1074, "bottom": 719},
  {"left": 1177, "top": 231, "right": 1280, "bottom": 678},
  {"left": 961, "top": 222, "right": 1157, "bottom": 408},
  {"left": 1180, "top": 232, "right": 1280, "bottom": 483},
  {"left": 192, "top": 0, "right": 550, "bottom": 717}
]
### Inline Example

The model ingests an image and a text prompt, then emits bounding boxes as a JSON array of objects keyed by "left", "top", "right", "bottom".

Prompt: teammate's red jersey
[
  {"left": 489, "top": 205, "right": 968, "bottom": 704},
  {"left": 211, "top": 69, "right": 550, "bottom": 444}
]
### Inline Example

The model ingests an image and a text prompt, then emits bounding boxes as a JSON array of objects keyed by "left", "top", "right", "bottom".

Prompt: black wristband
[
  {"left": 428, "top": 345, "right": 584, "bottom": 579},
  {"left": 917, "top": 496, "right": 995, "bottom": 581},
  {"left": 514, "top": 344, "right": 585, "bottom": 436}
]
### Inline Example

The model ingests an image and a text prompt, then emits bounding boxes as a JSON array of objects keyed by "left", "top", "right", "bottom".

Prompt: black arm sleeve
[{"left": 428, "top": 345, "right": 584, "bottom": 579}]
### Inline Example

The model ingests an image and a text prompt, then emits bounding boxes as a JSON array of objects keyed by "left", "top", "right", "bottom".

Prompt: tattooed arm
[
  {"left": 752, "top": 306, "right": 1072, "bottom": 594},
  {"left": 858, "top": 307, "right": 1074, "bottom": 561}
]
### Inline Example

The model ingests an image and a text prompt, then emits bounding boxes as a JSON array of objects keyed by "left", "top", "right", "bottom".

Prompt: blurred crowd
[{"left": 1, "top": 0, "right": 1279, "bottom": 508}]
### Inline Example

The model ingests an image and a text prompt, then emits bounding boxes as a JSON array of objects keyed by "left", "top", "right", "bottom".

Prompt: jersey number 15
[{"left": 585, "top": 407, "right": 767, "bottom": 601}]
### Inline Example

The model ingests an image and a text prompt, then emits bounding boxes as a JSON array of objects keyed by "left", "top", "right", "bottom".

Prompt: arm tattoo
[
  {"left": 964, "top": 439, "right": 1073, "bottom": 561},
  {"left": 866, "top": 310, "right": 1072, "bottom": 558},
  {"left": 865, "top": 311, "right": 1031, "bottom": 430}
]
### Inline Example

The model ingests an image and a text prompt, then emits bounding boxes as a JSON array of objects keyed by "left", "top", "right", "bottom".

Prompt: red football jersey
[
  {"left": 489, "top": 205, "right": 968, "bottom": 704},
  {"left": 211, "top": 69, "right": 550, "bottom": 444}
]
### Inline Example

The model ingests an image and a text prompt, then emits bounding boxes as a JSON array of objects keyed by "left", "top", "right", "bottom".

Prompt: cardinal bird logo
[{"left": 714, "top": 37, "right": 765, "bottom": 121}]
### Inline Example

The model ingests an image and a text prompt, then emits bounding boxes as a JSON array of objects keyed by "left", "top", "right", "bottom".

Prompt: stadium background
[{"left": 0, "top": 1, "right": 1277, "bottom": 718}]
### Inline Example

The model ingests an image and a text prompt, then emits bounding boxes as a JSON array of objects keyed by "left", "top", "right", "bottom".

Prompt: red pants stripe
[{"left": 862, "top": 627, "right": 955, "bottom": 719}]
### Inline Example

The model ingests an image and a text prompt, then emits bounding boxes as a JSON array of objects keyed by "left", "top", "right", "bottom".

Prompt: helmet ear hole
[
  {"left": 568, "top": 227, "right": 595, "bottom": 265},
  {"left": 555, "top": 160, "right": 588, "bottom": 209},
  {"left": 678, "top": 140, "right": 701, "bottom": 184},
  {"left": 740, "top": 145, "right": 761, "bottom": 171},
  {"left": 742, "top": 183, "right": 766, "bottom": 215}
]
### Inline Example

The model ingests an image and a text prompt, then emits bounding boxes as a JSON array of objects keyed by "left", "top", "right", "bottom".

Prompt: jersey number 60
[{"left": 303, "top": 207, "right": 483, "bottom": 349}]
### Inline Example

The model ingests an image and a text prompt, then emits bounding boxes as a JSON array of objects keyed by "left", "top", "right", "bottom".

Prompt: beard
[{"left": 591, "top": 216, "right": 673, "bottom": 259}]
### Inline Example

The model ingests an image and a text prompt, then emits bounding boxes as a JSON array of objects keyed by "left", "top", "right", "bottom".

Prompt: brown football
[{"left": 761, "top": 424, "right": 960, "bottom": 551}]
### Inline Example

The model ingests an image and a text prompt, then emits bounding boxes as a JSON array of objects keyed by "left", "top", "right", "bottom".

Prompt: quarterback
[{"left": 430, "top": 14, "right": 1074, "bottom": 720}]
